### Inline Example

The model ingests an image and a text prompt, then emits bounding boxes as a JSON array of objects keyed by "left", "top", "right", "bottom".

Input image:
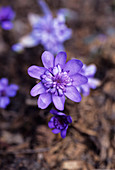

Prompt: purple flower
[
  {"left": 48, "top": 110, "right": 72, "bottom": 138},
  {"left": 0, "top": 6, "right": 15, "bottom": 30},
  {"left": 0, "top": 78, "right": 19, "bottom": 108},
  {"left": 12, "top": 0, "right": 72, "bottom": 54},
  {"left": 77, "top": 64, "right": 101, "bottom": 96},
  {"left": 28, "top": 51, "right": 88, "bottom": 110}
]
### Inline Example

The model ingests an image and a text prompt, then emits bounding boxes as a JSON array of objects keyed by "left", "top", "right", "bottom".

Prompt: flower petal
[
  {"left": 20, "top": 34, "right": 39, "bottom": 47},
  {"left": 88, "top": 78, "right": 101, "bottom": 89},
  {"left": 0, "top": 97, "right": 10, "bottom": 108},
  {"left": 61, "top": 128, "right": 67, "bottom": 138},
  {"left": 12, "top": 43, "right": 24, "bottom": 52},
  {"left": 48, "top": 121, "right": 55, "bottom": 128},
  {"left": 71, "top": 73, "right": 88, "bottom": 87},
  {"left": 28, "top": 66, "right": 46, "bottom": 79},
  {"left": 52, "top": 129, "right": 60, "bottom": 134},
  {"left": 50, "top": 109, "right": 58, "bottom": 115},
  {"left": 65, "top": 86, "right": 81, "bottom": 102},
  {"left": 57, "top": 112, "right": 65, "bottom": 116},
  {"left": 64, "top": 59, "right": 83, "bottom": 76},
  {"left": 30, "top": 82, "right": 46, "bottom": 96},
  {"left": 55, "top": 51, "right": 67, "bottom": 67},
  {"left": 28, "top": 13, "right": 41, "bottom": 26},
  {"left": 42, "top": 51, "right": 54, "bottom": 69},
  {"left": 85, "top": 64, "right": 96, "bottom": 77},
  {"left": 80, "top": 84, "right": 90, "bottom": 96},
  {"left": 38, "top": 93, "right": 52, "bottom": 109},
  {"left": 6, "top": 84, "right": 19, "bottom": 97},
  {"left": 38, "top": 0, "right": 52, "bottom": 16},
  {"left": 2, "top": 21, "right": 13, "bottom": 30},
  {"left": 0, "top": 78, "right": 8, "bottom": 86},
  {"left": 50, "top": 109, "right": 65, "bottom": 116},
  {"left": 67, "top": 116, "right": 72, "bottom": 123},
  {"left": 52, "top": 94, "right": 65, "bottom": 111}
]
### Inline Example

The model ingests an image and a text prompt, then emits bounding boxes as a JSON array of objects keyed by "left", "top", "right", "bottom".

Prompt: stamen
[{"left": 41, "top": 64, "right": 72, "bottom": 96}]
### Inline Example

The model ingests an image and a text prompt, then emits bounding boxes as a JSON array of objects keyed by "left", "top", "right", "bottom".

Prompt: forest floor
[{"left": 0, "top": 0, "right": 115, "bottom": 169}]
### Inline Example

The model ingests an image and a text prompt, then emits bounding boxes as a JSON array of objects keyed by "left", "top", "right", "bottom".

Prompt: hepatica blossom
[
  {"left": 0, "top": 78, "right": 19, "bottom": 108},
  {"left": 48, "top": 110, "right": 72, "bottom": 138},
  {"left": 77, "top": 64, "right": 101, "bottom": 96},
  {"left": 12, "top": 0, "right": 72, "bottom": 54},
  {"left": 0, "top": 6, "right": 15, "bottom": 30},
  {"left": 28, "top": 51, "right": 88, "bottom": 110}
]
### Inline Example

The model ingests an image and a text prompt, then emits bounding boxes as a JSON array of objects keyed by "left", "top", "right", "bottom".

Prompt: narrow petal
[
  {"left": 38, "top": 93, "right": 52, "bottom": 109},
  {"left": 50, "top": 109, "right": 65, "bottom": 116},
  {"left": 64, "top": 59, "right": 83, "bottom": 76},
  {"left": 55, "top": 51, "right": 67, "bottom": 67},
  {"left": 50, "top": 109, "right": 58, "bottom": 115},
  {"left": 48, "top": 121, "right": 55, "bottom": 128},
  {"left": 57, "top": 112, "right": 65, "bottom": 116},
  {"left": 20, "top": 34, "right": 39, "bottom": 47},
  {"left": 38, "top": 0, "right": 52, "bottom": 16},
  {"left": 30, "top": 82, "right": 46, "bottom": 96},
  {"left": 61, "top": 128, "right": 67, "bottom": 138},
  {"left": 52, "top": 95, "right": 65, "bottom": 111},
  {"left": 28, "top": 66, "right": 46, "bottom": 79},
  {"left": 0, "top": 97, "right": 10, "bottom": 108},
  {"left": 71, "top": 73, "right": 88, "bottom": 87},
  {"left": 67, "top": 116, "right": 72, "bottom": 123},
  {"left": 42, "top": 51, "right": 54, "bottom": 69},
  {"left": 12, "top": 43, "right": 24, "bottom": 52},
  {"left": 65, "top": 86, "right": 81, "bottom": 102},
  {"left": 52, "top": 129, "right": 60, "bottom": 134}
]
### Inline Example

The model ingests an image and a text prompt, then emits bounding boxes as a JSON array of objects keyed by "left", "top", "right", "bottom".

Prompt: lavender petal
[
  {"left": 0, "top": 97, "right": 10, "bottom": 108},
  {"left": 30, "top": 82, "right": 46, "bottom": 96},
  {"left": 65, "top": 86, "right": 81, "bottom": 102},
  {"left": 48, "top": 121, "right": 55, "bottom": 128},
  {"left": 64, "top": 59, "right": 83, "bottom": 76},
  {"left": 28, "top": 66, "right": 46, "bottom": 79},
  {"left": 80, "top": 84, "right": 90, "bottom": 96},
  {"left": 0, "top": 78, "right": 8, "bottom": 86},
  {"left": 38, "top": 93, "right": 52, "bottom": 109},
  {"left": 71, "top": 73, "right": 88, "bottom": 87},
  {"left": 42, "top": 51, "right": 54, "bottom": 69},
  {"left": 2, "top": 21, "right": 13, "bottom": 30},
  {"left": 61, "top": 128, "right": 67, "bottom": 138},
  {"left": 52, "top": 129, "right": 60, "bottom": 134},
  {"left": 52, "top": 94, "right": 65, "bottom": 111},
  {"left": 50, "top": 109, "right": 58, "bottom": 115},
  {"left": 6, "top": 84, "right": 19, "bottom": 97},
  {"left": 55, "top": 51, "right": 67, "bottom": 67},
  {"left": 85, "top": 64, "right": 96, "bottom": 77},
  {"left": 88, "top": 78, "right": 101, "bottom": 89},
  {"left": 67, "top": 116, "right": 72, "bottom": 123}
]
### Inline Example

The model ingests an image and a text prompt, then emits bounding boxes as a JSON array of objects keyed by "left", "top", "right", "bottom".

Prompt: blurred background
[{"left": 0, "top": 0, "right": 115, "bottom": 169}]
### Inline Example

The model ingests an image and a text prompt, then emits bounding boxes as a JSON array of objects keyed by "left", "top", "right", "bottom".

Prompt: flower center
[
  {"left": 0, "top": 12, "right": 9, "bottom": 22},
  {"left": 0, "top": 90, "right": 6, "bottom": 97},
  {"left": 41, "top": 64, "right": 73, "bottom": 96},
  {"left": 54, "top": 116, "right": 68, "bottom": 130}
]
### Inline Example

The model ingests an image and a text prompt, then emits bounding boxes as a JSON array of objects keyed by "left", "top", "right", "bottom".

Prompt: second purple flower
[
  {"left": 0, "top": 6, "right": 15, "bottom": 30},
  {"left": 28, "top": 51, "right": 88, "bottom": 110}
]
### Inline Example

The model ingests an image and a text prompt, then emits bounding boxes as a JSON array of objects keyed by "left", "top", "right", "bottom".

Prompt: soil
[{"left": 0, "top": 0, "right": 115, "bottom": 169}]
